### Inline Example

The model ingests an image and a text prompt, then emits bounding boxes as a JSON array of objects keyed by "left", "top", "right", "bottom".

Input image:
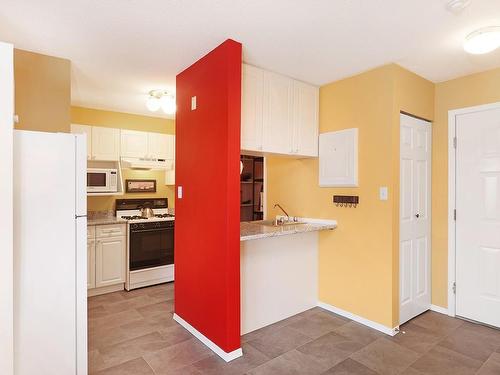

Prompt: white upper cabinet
[
  {"left": 92, "top": 127, "right": 120, "bottom": 161},
  {"left": 241, "top": 64, "right": 264, "bottom": 151},
  {"left": 121, "top": 129, "right": 148, "bottom": 158},
  {"left": 262, "top": 71, "right": 294, "bottom": 154},
  {"left": 71, "top": 124, "right": 120, "bottom": 161},
  {"left": 70, "top": 124, "right": 92, "bottom": 160},
  {"left": 241, "top": 64, "right": 319, "bottom": 157},
  {"left": 293, "top": 81, "right": 319, "bottom": 157},
  {"left": 148, "top": 133, "right": 174, "bottom": 160}
]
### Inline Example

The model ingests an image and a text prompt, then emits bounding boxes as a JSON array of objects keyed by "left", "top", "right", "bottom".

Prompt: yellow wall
[
  {"left": 14, "top": 49, "right": 71, "bottom": 133},
  {"left": 432, "top": 66, "right": 500, "bottom": 308},
  {"left": 71, "top": 107, "right": 176, "bottom": 212},
  {"left": 267, "top": 64, "right": 433, "bottom": 328}
]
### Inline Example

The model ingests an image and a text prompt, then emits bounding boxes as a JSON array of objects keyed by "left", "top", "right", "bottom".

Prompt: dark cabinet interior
[{"left": 240, "top": 155, "right": 264, "bottom": 222}]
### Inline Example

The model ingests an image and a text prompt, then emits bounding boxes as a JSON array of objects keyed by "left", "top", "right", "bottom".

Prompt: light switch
[
  {"left": 178, "top": 186, "right": 183, "bottom": 199},
  {"left": 379, "top": 186, "right": 388, "bottom": 201},
  {"left": 191, "top": 96, "right": 197, "bottom": 110}
]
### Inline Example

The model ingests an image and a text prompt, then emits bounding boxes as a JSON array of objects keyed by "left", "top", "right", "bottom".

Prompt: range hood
[{"left": 121, "top": 157, "right": 173, "bottom": 170}]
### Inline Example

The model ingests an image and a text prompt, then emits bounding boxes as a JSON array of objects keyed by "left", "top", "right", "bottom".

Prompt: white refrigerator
[{"left": 13, "top": 130, "right": 87, "bottom": 375}]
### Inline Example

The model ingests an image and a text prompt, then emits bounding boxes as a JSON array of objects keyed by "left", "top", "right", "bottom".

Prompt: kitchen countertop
[
  {"left": 240, "top": 218, "right": 337, "bottom": 241},
  {"left": 87, "top": 211, "right": 127, "bottom": 226},
  {"left": 87, "top": 217, "right": 127, "bottom": 226}
]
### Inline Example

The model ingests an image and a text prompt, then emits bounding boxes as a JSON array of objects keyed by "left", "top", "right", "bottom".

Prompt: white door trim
[{"left": 447, "top": 101, "right": 500, "bottom": 318}]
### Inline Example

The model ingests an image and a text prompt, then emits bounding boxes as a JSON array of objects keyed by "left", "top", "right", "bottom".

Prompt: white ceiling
[{"left": 1, "top": 0, "right": 499, "bottom": 119}]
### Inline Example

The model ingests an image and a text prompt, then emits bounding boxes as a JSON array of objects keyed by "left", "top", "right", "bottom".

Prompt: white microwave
[{"left": 87, "top": 168, "right": 118, "bottom": 193}]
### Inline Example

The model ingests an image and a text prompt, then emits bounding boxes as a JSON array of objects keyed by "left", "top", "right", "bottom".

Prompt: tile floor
[{"left": 88, "top": 283, "right": 500, "bottom": 374}]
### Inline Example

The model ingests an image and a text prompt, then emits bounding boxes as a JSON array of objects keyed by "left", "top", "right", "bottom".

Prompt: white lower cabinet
[
  {"left": 95, "top": 236, "right": 126, "bottom": 288},
  {"left": 87, "top": 224, "right": 126, "bottom": 292}
]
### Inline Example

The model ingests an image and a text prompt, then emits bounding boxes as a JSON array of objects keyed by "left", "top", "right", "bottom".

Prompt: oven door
[{"left": 129, "top": 224, "right": 174, "bottom": 271}]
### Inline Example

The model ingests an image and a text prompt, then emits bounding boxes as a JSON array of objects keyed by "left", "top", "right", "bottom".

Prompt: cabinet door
[
  {"left": 87, "top": 240, "right": 96, "bottom": 289},
  {"left": 241, "top": 64, "right": 264, "bottom": 151},
  {"left": 95, "top": 236, "right": 125, "bottom": 288},
  {"left": 148, "top": 133, "right": 174, "bottom": 160},
  {"left": 71, "top": 124, "right": 92, "bottom": 160},
  {"left": 91, "top": 127, "right": 120, "bottom": 161},
  {"left": 262, "top": 71, "right": 293, "bottom": 154},
  {"left": 121, "top": 130, "right": 148, "bottom": 158},
  {"left": 293, "top": 81, "right": 319, "bottom": 157}
]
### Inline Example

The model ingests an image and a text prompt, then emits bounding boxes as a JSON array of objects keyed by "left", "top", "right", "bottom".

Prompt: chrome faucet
[{"left": 274, "top": 203, "right": 290, "bottom": 218}]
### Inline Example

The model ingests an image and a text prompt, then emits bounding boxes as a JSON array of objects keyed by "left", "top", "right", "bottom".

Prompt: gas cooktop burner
[
  {"left": 155, "top": 213, "right": 175, "bottom": 218},
  {"left": 121, "top": 215, "right": 148, "bottom": 220}
]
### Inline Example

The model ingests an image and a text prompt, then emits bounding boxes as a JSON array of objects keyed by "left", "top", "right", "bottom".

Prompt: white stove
[
  {"left": 116, "top": 198, "right": 175, "bottom": 290},
  {"left": 117, "top": 211, "right": 175, "bottom": 223}
]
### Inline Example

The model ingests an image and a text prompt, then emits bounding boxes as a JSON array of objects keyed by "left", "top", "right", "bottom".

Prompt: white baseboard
[
  {"left": 173, "top": 313, "right": 242, "bottom": 362},
  {"left": 317, "top": 301, "right": 399, "bottom": 336},
  {"left": 430, "top": 304, "right": 448, "bottom": 315}
]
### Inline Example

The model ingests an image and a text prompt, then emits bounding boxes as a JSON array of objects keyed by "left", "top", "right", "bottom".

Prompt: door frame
[
  {"left": 447, "top": 101, "right": 500, "bottom": 318},
  {"left": 399, "top": 113, "right": 433, "bottom": 324}
]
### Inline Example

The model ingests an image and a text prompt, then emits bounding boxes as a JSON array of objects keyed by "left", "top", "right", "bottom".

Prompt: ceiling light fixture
[
  {"left": 446, "top": 0, "right": 471, "bottom": 14},
  {"left": 464, "top": 26, "right": 500, "bottom": 54},
  {"left": 146, "top": 89, "right": 176, "bottom": 115}
]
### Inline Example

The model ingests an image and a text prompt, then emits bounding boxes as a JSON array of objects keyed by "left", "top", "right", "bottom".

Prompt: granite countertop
[
  {"left": 87, "top": 211, "right": 127, "bottom": 226},
  {"left": 87, "top": 217, "right": 127, "bottom": 226},
  {"left": 240, "top": 218, "right": 337, "bottom": 241}
]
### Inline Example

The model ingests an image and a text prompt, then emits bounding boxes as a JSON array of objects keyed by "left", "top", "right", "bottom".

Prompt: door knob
[{"left": 415, "top": 213, "right": 420, "bottom": 218}]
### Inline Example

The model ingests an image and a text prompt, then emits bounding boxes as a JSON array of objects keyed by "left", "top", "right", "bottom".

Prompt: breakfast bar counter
[
  {"left": 240, "top": 219, "right": 336, "bottom": 241},
  {"left": 240, "top": 217, "right": 337, "bottom": 335}
]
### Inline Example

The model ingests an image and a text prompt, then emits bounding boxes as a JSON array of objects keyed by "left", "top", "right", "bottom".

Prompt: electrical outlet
[
  {"left": 177, "top": 186, "right": 183, "bottom": 199},
  {"left": 191, "top": 96, "right": 197, "bottom": 110}
]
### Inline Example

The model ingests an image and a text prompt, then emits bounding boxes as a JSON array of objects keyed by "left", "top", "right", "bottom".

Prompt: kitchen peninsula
[{"left": 240, "top": 218, "right": 337, "bottom": 334}]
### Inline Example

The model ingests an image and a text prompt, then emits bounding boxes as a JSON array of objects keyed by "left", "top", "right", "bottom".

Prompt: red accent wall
[{"left": 174, "top": 39, "right": 242, "bottom": 353}]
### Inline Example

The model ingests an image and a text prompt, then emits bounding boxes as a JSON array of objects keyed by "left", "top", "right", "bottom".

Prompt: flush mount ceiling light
[
  {"left": 464, "top": 26, "right": 500, "bottom": 54},
  {"left": 446, "top": 0, "right": 471, "bottom": 14},
  {"left": 146, "top": 89, "right": 176, "bottom": 115}
]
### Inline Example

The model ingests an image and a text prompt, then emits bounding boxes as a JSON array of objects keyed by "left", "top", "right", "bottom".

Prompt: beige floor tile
[
  {"left": 333, "top": 321, "right": 383, "bottom": 346},
  {"left": 98, "top": 331, "right": 173, "bottom": 369},
  {"left": 93, "top": 357, "right": 154, "bottom": 375},
  {"left": 158, "top": 323, "right": 195, "bottom": 346},
  {"left": 247, "top": 349, "right": 326, "bottom": 375},
  {"left": 246, "top": 325, "right": 312, "bottom": 358},
  {"left": 438, "top": 323, "right": 500, "bottom": 362},
  {"left": 477, "top": 352, "right": 500, "bottom": 375},
  {"left": 323, "top": 358, "right": 378, "bottom": 375},
  {"left": 350, "top": 338, "right": 420, "bottom": 375},
  {"left": 191, "top": 343, "right": 270, "bottom": 375},
  {"left": 103, "top": 295, "right": 163, "bottom": 314},
  {"left": 241, "top": 313, "right": 304, "bottom": 343},
  {"left": 143, "top": 338, "right": 213, "bottom": 374},
  {"left": 390, "top": 322, "right": 442, "bottom": 354},
  {"left": 410, "top": 311, "right": 463, "bottom": 336},
  {"left": 297, "top": 332, "right": 365, "bottom": 369},
  {"left": 88, "top": 309, "right": 143, "bottom": 331},
  {"left": 410, "top": 345, "right": 483, "bottom": 375},
  {"left": 137, "top": 300, "right": 175, "bottom": 318},
  {"left": 288, "top": 311, "right": 349, "bottom": 339},
  {"left": 88, "top": 292, "right": 125, "bottom": 307},
  {"left": 118, "top": 312, "right": 176, "bottom": 338}
]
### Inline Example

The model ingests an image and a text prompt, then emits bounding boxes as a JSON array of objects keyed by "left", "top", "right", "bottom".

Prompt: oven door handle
[{"left": 131, "top": 228, "right": 173, "bottom": 234}]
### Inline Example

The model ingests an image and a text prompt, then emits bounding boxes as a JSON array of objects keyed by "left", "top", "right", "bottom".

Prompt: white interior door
[
  {"left": 455, "top": 106, "right": 500, "bottom": 328},
  {"left": 400, "top": 114, "right": 432, "bottom": 324}
]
